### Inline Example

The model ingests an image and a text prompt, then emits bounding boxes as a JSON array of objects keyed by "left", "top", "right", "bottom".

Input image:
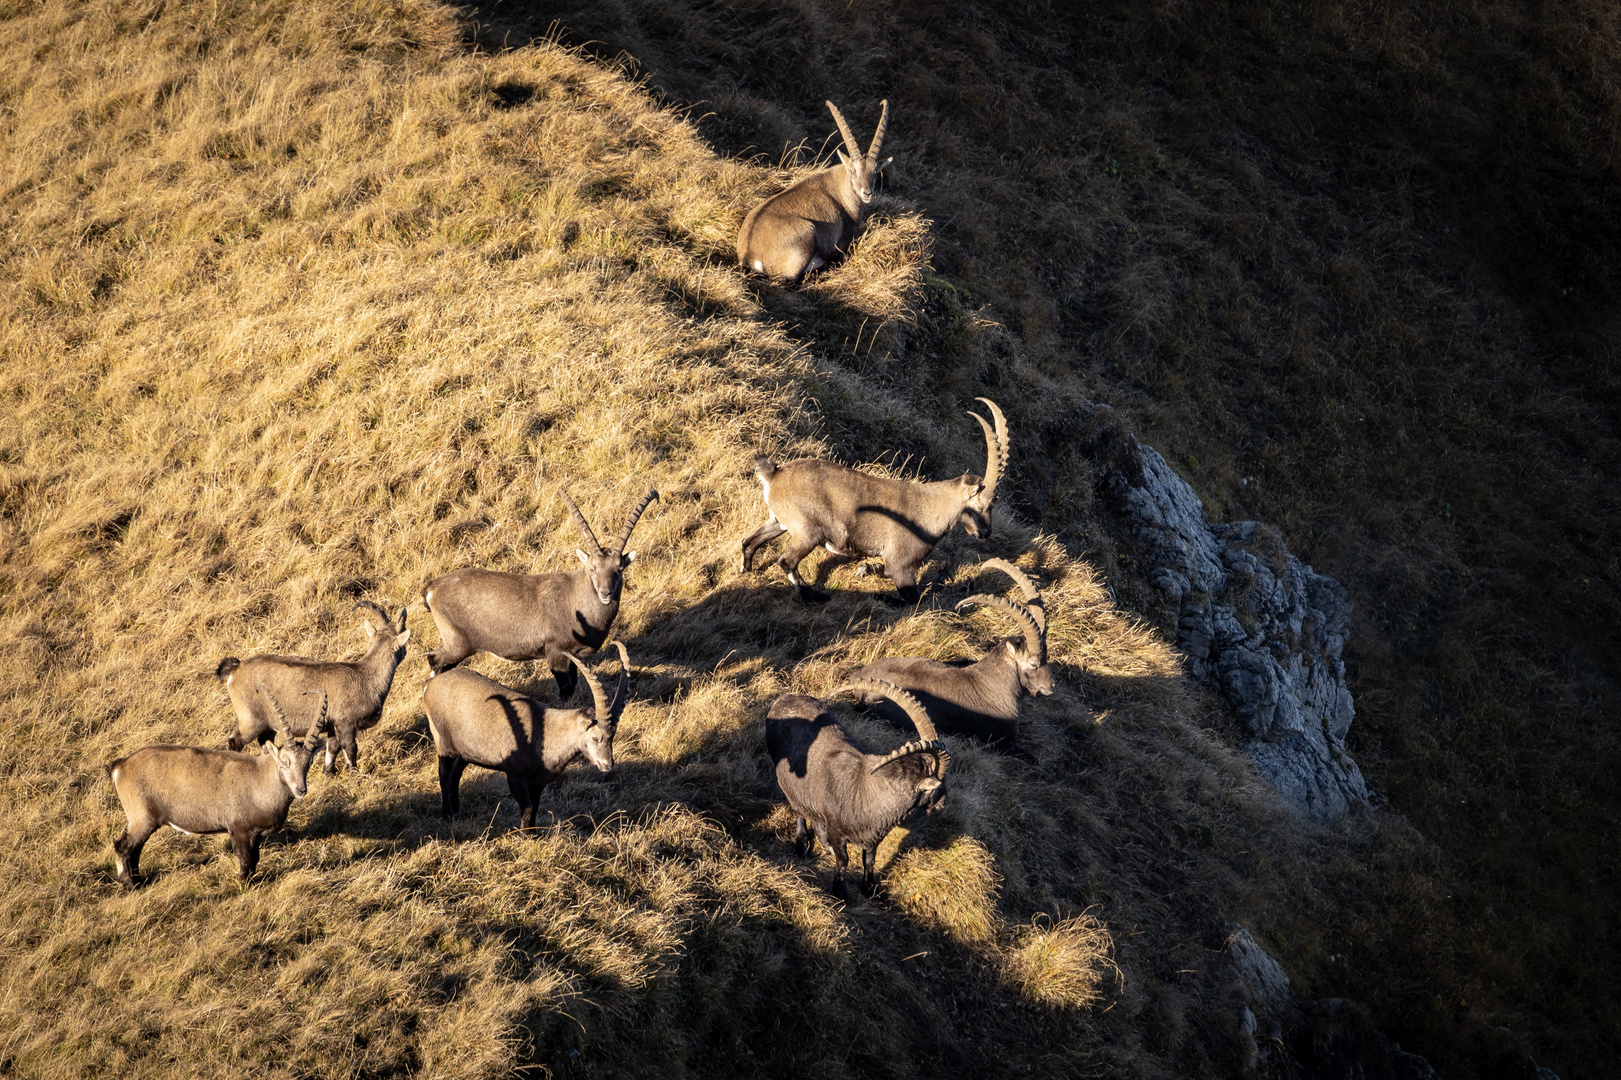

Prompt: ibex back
[
  {"left": 739, "top": 399, "right": 1008, "bottom": 604},
  {"left": 737, "top": 100, "right": 891, "bottom": 285}
]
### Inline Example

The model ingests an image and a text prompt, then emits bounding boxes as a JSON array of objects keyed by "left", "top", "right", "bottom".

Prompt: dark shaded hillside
[{"left": 468, "top": 1, "right": 1621, "bottom": 1075}]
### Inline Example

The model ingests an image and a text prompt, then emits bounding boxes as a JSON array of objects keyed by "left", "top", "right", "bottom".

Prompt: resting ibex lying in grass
[
  {"left": 422, "top": 643, "right": 630, "bottom": 832},
  {"left": 108, "top": 685, "right": 324, "bottom": 888},
  {"left": 740, "top": 399, "right": 1008, "bottom": 604},
  {"left": 765, "top": 679, "right": 949, "bottom": 900},
  {"left": 737, "top": 100, "right": 891, "bottom": 285},
  {"left": 423, "top": 487, "right": 656, "bottom": 701},
  {"left": 851, "top": 559, "right": 1052, "bottom": 754},
  {"left": 219, "top": 601, "right": 410, "bottom": 774}
]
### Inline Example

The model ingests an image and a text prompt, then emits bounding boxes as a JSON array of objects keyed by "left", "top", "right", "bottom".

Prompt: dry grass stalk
[
  {"left": 1003, "top": 913, "right": 1117, "bottom": 1011},
  {"left": 886, "top": 836, "right": 1000, "bottom": 944}
]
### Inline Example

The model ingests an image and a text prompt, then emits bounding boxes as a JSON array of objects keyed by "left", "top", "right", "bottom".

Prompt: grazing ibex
[
  {"left": 851, "top": 559, "right": 1052, "bottom": 753},
  {"left": 219, "top": 601, "right": 410, "bottom": 774},
  {"left": 422, "top": 642, "right": 630, "bottom": 832},
  {"left": 423, "top": 487, "right": 657, "bottom": 700},
  {"left": 765, "top": 679, "right": 950, "bottom": 899},
  {"left": 740, "top": 399, "right": 1008, "bottom": 604},
  {"left": 108, "top": 685, "right": 324, "bottom": 888},
  {"left": 737, "top": 100, "right": 892, "bottom": 285}
]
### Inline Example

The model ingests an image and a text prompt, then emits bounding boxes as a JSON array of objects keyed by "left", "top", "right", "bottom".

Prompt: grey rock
[{"left": 1099, "top": 436, "right": 1372, "bottom": 823}]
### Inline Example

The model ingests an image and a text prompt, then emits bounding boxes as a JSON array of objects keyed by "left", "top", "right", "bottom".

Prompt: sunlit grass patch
[{"left": 1003, "top": 913, "right": 1117, "bottom": 1010}]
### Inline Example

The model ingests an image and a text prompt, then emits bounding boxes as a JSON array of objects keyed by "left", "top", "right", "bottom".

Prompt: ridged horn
[
  {"left": 957, "top": 592, "right": 1043, "bottom": 660},
  {"left": 353, "top": 600, "right": 392, "bottom": 629},
  {"left": 567, "top": 651, "right": 610, "bottom": 725},
  {"left": 300, "top": 688, "right": 328, "bottom": 750},
  {"left": 558, "top": 485, "right": 604, "bottom": 555},
  {"left": 604, "top": 641, "right": 631, "bottom": 723},
  {"left": 612, "top": 489, "right": 659, "bottom": 554},
  {"left": 258, "top": 682, "right": 289, "bottom": 744},
  {"left": 834, "top": 679, "right": 950, "bottom": 777},
  {"left": 968, "top": 397, "right": 1008, "bottom": 502},
  {"left": 976, "top": 558, "right": 1046, "bottom": 636},
  {"left": 826, "top": 100, "right": 861, "bottom": 161},
  {"left": 866, "top": 99, "right": 889, "bottom": 167}
]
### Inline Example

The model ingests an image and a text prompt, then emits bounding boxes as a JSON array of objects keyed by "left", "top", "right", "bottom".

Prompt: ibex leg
[
  {"left": 112, "top": 824, "right": 154, "bottom": 888},
  {"left": 828, "top": 839, "right": 852, "bottom": 901},
  {"left": 509, "top": 773, "right": 537, "bottom": 831},
  {"left": 792, "top": 815, "right": 814, "bottom": 857},
  {"left": 861, "top": 847, "right": 879, "bottom": 896},
  {"left": 437, "top": 755, "right": 464, "bottom": 817},
  {"left": 230, "top": 828, "right": 261, "bottom": 881},
  {"left": 778, "top": 537, "right": 830, "bottom": 603}
]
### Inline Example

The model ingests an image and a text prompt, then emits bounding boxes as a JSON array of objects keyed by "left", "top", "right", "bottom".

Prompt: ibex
[
  {"left": 765, "top": 679, "right": 950, "bottom": 900},
  {"left": 740, "top": 399, "right": 1008, "bottom": 604},
  {"left": 107, "top": 685, "right": 324, "bottom": 888},
  {"left": 851, "top": 559, "right": 1052, "bottom": 753},
  {"left": 422, "top": 642, "right": 630, "bottom": 832},
  {"left": 422, "top": 486, "right": 657, "bottom": 700},
  {"left": 737, "top": 100, "right": 892, "bottom": 285},
  {"left": 218, "top": 600, "right": 410, "bottom": 774}
]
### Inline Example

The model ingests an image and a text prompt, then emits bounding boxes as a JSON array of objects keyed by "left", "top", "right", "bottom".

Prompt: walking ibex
[
  {"left": 108, "top": 685, "right": 324, "bottom": 887},
  {"left": 219, "top": 600, "right": 410, "bottom": 774},
  {"left": 737, "top": 100, "right": 891, "bottom": 285},
  {"left": 422, "top": 642, "right": 630, "bottom": 832},
  {"left": 740, "top": 399, "right": 1008, "bottom": 604},
  {"left": 423, "top": 486, "right": 656, "bottom": 700},
  {"left": 766, "top": 679, "right": 950, "bottom": 900},
  {"left": 851, "top": 559, "right": 1052, "bottom": 754}
]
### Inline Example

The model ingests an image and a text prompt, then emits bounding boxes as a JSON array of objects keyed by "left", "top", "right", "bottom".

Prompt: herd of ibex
[{"left": 105, "top": 100, "right": 1061, "bottom": 902}]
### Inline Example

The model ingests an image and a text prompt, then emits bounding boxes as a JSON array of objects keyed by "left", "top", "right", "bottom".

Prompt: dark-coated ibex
[
  {"left": 851, "top": 559, "right": 1052, "bottom": 753},
  {"left": 765, "top": 679, "right": 949, "bottom": 900},
  {"left": 737, "top": 100, "right": 892, "bottom": 285},
  {"left": 422, "top": 642, "right": 630, "bottom": 832},
  {"left": 218, "top": 601, "right": 410, "bottom": 774},
  {"left": 740, "top": 399, "right": 1008, "bottom": 604},
  {"left": 107, "top": 685, "right": 324, "bottom": 887},
  {"left": 422, "top": 487, "right": 656, "bottom": 700}
]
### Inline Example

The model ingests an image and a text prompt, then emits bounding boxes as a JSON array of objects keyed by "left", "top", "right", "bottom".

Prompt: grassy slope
[
  {"left": 481, "top": 0, "right": 1621, "bottom": 1075},
  {"left": 0, "top": 3, "right": 1323, "bottom": 1077}
]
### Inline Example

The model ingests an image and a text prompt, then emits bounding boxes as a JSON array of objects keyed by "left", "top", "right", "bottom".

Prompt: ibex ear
[
  {"left": 395, "top": 628, "right": 412, "bottom": 647},
  {"left": 835, "top": 149, "right": 850, "bottom": 169},
  {"left": 621, "top": 550, "right": 638, "bottom": 567},
  {"left": 575, "top": 548, "right": 591, "bottom": 567},
  {"left": 363, "top": 621, "right": 377, "bottom": 640},
  {"left": 395, "top": 607, "right": 408, "bottom": 630},
  {"left": 1005, "top": 640, "right": 1018, "bottom": 657},
  {"left": 918, "top": 777, "right": 942, "bottom": 793},
  {"left": 879, "top": 156, "right": 893, "bottom": 172}
]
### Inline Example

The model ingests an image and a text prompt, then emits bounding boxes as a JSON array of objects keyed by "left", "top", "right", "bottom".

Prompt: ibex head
[
  {"left": 565, "top": 641, "right": 631, "bottom": 773},
  {"left": 836, "top": 679, "right": 950, "bottom": 813},
  {"left": 827, "top": 100, "right": 891, "bottom": 206},
  {"left": 560, "top": 487, "right": 659, "bottom": 607},
  {"left": 257, "top": 683, "right": 323, "bottom": 799},
  {"left": 958, "top": 398, "right": 1009, "bottom": 539},
  {"left": 356, "top": 601, "right": 411, "bottom": 658}
]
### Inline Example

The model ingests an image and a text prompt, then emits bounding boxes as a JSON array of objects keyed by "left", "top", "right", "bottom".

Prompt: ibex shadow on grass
[
  {"left": 422, "top": 486, "right": 656, "bottom": 701},
  {"left": 737, "top": 100, "right": 891, "bottom": 286},
  {"left": 740, "top": 399, "right": 1008, "bottom": 605}
]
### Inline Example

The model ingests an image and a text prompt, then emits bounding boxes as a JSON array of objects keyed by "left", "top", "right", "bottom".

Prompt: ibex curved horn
[
  {"left": 976, "top": 558, "right": 1046, "bottom": 636},
  {"left": 826, "top": 100, "right": 862, "bottom": 161},
  {"left": 957, "top": 592, "right": 1043, "bottom": 660},
  {"left": 835, "top": 679, "right": 949, "bottom": 776},
  {"left": 353, "top": 600, "right": 392, "bottom": 628},
  {"left": 300, "top": 688, "right": 328, "bottom": 750},
  {"left": 258, "top": 682, "right": 290, "bottom": 744},
  {"left": 603, "top": 641, "right": 631, "bottom": 723},
  {"left": 866, "top": 99, "right": 889, "bottom": 167},
  {"left": 567, "top": 651, "right": 611, "bottom": 725},
  {"left": 967, "top": 398, "right": 1007, "bottom": 503},
  {"left": 612, "top": 489, "right": 659, "bottom": 554},
  {"left": 558, "top": 485, "right": 604, "bottom": 555}
]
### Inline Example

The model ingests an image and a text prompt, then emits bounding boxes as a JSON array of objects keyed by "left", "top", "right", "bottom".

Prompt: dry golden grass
[
  {"left": 1004, "top": 913, "right": 1116, "bottom": 1011},
  {"left": 0, "top": 3, "right": 1313, "bottom": 1077}
]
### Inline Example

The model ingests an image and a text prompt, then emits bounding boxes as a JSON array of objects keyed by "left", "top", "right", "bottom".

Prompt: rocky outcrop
[{"left": 1094, "top": 432, "right": 1371, "bottom": 824}]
